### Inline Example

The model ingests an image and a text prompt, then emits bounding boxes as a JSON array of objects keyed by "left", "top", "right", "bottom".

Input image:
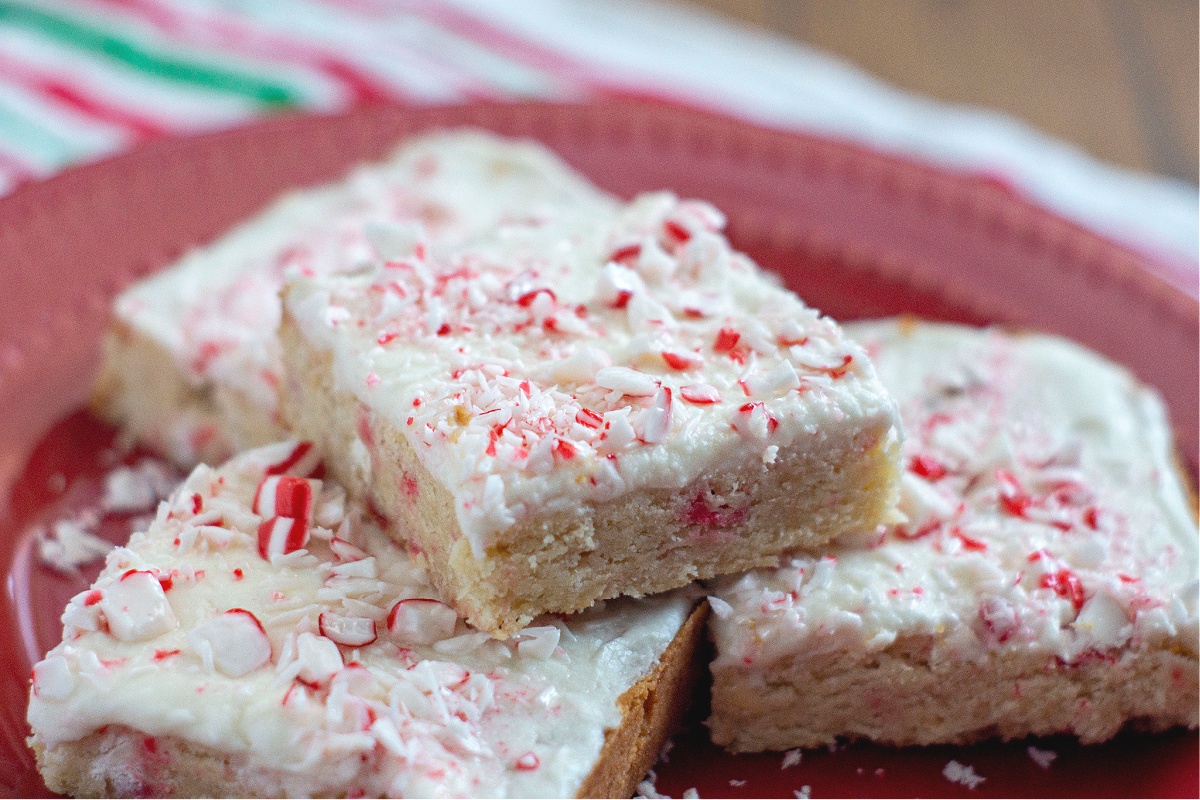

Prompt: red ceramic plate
[{"left": 0, "top": 100, "right": 1195, "bottom": 799}]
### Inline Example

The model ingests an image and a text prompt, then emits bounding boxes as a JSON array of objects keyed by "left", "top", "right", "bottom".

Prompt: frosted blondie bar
[
  {"left": 27, "top": 442, "right": 704, "bottom": 798},
  {"left": 93, "top": 131, "right": 616, "bottom": 466},
  {"left": 708, "top": 319, "right": 1199, "bottom": 751},
  {"left": 279, "top": 192, "right": 901, "bottom": 635}
]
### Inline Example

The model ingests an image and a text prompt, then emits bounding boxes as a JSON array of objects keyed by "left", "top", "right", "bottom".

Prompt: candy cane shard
[
  {"left": 188, "top": 609, "right": 271, "bottom": 678},
  {"left": 387, "top": 598, "right": 459, "bottom": 646},
  {"left": 253, "top": 475, "right": 318, "bottom": 524},
  {"left": 99, "top": 570, "right": 177, "bottom": 643},
  {"left": 319, "top": 612, "right": 378, "bottom": 648},
  {"left": 258, "top": 441, "right": 324, "bottom": 479},
  {"left": 256, "top": 516, "right": 309, "bottom": 560}
]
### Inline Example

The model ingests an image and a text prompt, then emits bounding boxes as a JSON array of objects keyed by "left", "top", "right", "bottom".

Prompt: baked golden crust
[
  {"left": 710, "top": 639, "right": 1198, "bottom": 752},
  {"left": 579, "top": 602, "right": 708, "bottom": 798}
]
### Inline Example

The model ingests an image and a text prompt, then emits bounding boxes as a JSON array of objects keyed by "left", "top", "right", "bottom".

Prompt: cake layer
[
  {"left": 279, "top": 191, "right": 901, "bottom": 635},
  {"left": 93, "top": 131, "right": 616, "bottom": 466},
  {"left": 27, "top": 442, "right": 702, "bottom": 798},
  {"left": 707, "top": 319, "right": 1199, "bottom": 751}
]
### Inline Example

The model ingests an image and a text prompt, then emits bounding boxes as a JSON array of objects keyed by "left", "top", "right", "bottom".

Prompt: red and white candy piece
[
  {"left": 595, "top": 261, "right": 644, "bottom": 309},
  {"left": 1074, "top": 594, "right": 1129, "bottom": 647},
  {"left": 295, "top": 632, "right": 343, "bottom": 685},
  {"left": 253, "top": 475, "right": 318, "bottom": 525},
  {"left": 661, "top": 350, "right": 702, "bottom": 371},
  {"left": 713, "top": 327, "right": 741, "bottom": 353},
  {"left": 319, "top": 612, "right": 378, "bottom": 647},
  {"left": 670, "top": 199, "right": 726, "bottom": 233},
  {"left": 743, "top": 361, "right": 801, "bottom": 398},
  {"left": 99, "top": 570, "right": 178, "bottom": 642},
  {"left": 680, "top": 383, "right": 721, "bottom": 405},
  {"left": 595, "top": 366, "right": 658, "bottom": 397},
  {"left": 515, "top": 625, "right": 560, "bottom": 660},
  {"left": 978, "top": 597, "right": 1019, "bottom": 645},
  {"left": 637, "top": 387, "right": 673, "bottom": 444},
  {"left": 597, "top": 410, "right": 636, "bottom": 453},
  {"left": 31, "top": 655, "right": 75, "bottom": 701},
  {"left": 514, "top": 752, "right": 541, "bottom": 772},
  {"left": 329, "top": 536, "right": 369, "bottom": 563},
  {"left": 187, "top": 609, "right": 271, "bottom": 677},
  {"left": 731, "top": 402, "right": 777, "bottom": 439},
  {"left": 387, "top": 598, "right": 458, "bottom": 646},
  {"left": 257, "top": 516, "right": 309, "bottom": 560},
  {"left": 255, "top": 441, "right": 324, "bottom": 479}
]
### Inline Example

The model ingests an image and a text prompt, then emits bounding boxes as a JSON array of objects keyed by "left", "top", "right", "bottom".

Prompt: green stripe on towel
[{"left": 0, "top": 1, "right": 304, "bottom": 107}]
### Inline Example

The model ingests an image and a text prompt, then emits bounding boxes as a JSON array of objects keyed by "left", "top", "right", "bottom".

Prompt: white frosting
[
  {"left": 28, "top": 444, "right": 691, "bottom": 798},
  {"left": 710, "top": 321, "right": 1199, "bottom": 672},
  {"left": 115, "top": 131, "right": 616, "bottom": 444},
  {"left": 285, "top": 192, "right": 897, "bottom": 553}
]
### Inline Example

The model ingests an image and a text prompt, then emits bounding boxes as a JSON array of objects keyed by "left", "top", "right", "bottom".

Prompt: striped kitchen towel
[{"left": 0, "top": 0, "right": 1194, "bottom": 293}]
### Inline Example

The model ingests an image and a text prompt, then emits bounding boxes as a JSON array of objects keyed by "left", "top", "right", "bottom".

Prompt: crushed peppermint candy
[
  {"left": 36, "top": 515, "right": 112, "bottom": 573},
  {"left": 635, "top": 769, "right": 670, "bottom": 799},
  {"left": 942, "top": 760, "right": 986, "bottom": 790},
  {"left": 706, "top": 596, "right": 734, "bottom": 619},
  {"left": 1026, "top": 745, "right": 1057, "bottom": 769},
  {"left": 781, "top": 748, "right": 803, "bottom": 769},
  {"left": 793, "top": 786, "right": 812, "bottom": 799},
  {"left": 101, "top": 460, "right": 179, "bottom": 513},
  {"left": 35, "top": 458, "right": 182, "bottom": 574}
]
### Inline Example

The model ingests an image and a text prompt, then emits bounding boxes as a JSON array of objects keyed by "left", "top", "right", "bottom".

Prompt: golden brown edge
[{"left": 577, "top": 600, "right": 709, "bottom": 799}]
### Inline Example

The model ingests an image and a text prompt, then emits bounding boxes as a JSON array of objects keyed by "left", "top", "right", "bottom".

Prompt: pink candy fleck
[{"left": 515, "top": 752, "right": 540, "bottom": 771}]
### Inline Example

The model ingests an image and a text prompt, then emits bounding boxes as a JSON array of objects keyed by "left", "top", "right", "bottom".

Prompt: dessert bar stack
[
  {"left": 29, "top": 443, "right": 705, "bottom": 798},
  {"left": 29, "top": 131, "right": 1198, "bottom": 797}
]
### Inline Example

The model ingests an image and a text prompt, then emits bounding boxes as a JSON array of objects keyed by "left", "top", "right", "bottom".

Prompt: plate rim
[{"left": 0, "top": 98, "right": 1195, "bottom": 799}]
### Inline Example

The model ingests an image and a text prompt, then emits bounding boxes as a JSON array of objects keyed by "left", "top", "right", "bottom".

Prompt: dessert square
[
  {"left": 707, "top": 319, "right": 1199, "bottom": 751},
  {"left": 27, "top": 442, "right": 704, "bottom": 798},
  {"left": 93, "top": 130, "right": 616, "bottom": 466},
  {"left": 279, "top": 191, "right": 901, "bottom": 636}
]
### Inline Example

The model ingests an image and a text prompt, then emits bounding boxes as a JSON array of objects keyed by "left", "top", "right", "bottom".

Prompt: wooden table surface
[{"left": 679, "top": 0, "right": 1198, "bottom": 184}]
